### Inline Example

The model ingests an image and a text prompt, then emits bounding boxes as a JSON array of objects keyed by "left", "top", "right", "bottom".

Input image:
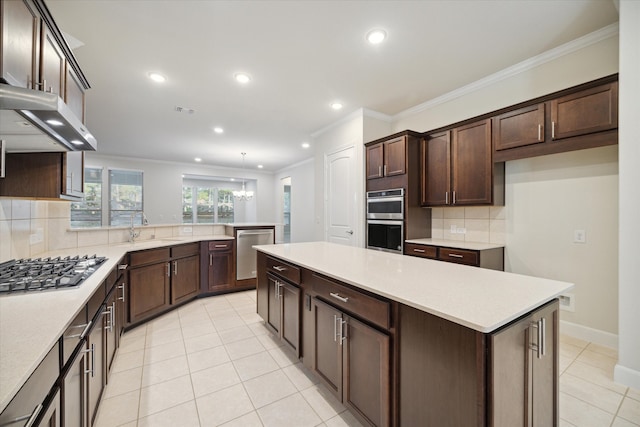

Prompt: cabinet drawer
[
  {"left": 171, "top": 242, "right": 199, "bottom": 258},
  {"left": 62, "top": 307, "right": 88, "bottom": 367},
  {"left": 438, "top": 248, "right": 479, "bottom": 266},
  {"left": 266, "top": 256, "right": 301, "bottom": 285},
  {"left": 311, "top": 274, "right": 390, "bottom": 330},
  {"left": 208, "top": 240, "right": 233, "bottom": 252},
  {"left": 87, "top": 280, "right": 107, "bottom": 319},
  {"left": 129, "top": 247, "right": 170, "bottom": 267},
  {"left": 404, "top": 243, "right": 437, "bottom": 259}
]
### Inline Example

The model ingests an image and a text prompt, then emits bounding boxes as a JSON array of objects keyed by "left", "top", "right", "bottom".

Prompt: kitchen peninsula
[{"left": 255, "top": 241, "right": 573, "bottom": 426}]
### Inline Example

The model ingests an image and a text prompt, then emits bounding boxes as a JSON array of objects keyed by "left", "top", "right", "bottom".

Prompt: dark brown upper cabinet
[
  {"left": 550, "top": 81, "right": 618, "bottom": 140},
  {"left": 366, "top": 136, "right": 406, "bottom": 180},
  {"left": 422, "top": 119, "right": 504, "bottom": 207},
  {"left": 493, "top": 76, "right": 618, "bottom": 162}
]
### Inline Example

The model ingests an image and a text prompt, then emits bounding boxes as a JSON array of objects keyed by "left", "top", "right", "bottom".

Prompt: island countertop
[{"left": 254, "top": 241, "right": 573, "bottom": 334}]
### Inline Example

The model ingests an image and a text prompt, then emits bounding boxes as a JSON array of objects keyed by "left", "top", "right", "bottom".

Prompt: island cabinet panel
[
  {"left": 489, "top": 299, "right": 558, "bottom": 427},
  {"left": 263, "top": 273, "right": 301, "bottom": 356},
  {"left": 313, "top": 297, "right": 343, "bottom": 398},
  {"left": 399, "top": 304, "right": 486, "bottom": 426}
]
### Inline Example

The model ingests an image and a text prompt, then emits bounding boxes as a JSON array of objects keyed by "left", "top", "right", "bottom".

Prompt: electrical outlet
[
  {"left": 457, "top": 227, "right": 466, "bottom": 234},
  {"left": 450, "top": 225, "right": 457, "bottom": 234},
  {"left": 574, "top": 229, "right": 586, "bottom": 243},
  {"left": 183, "top": 226, "right": 193, "bottom": 233},
  {"left": 559, "top": 293, "right": 575, "bottom": 312}
]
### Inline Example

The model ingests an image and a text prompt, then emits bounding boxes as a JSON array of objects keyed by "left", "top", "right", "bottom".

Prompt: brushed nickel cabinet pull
[
  {"left": 273, "top": 265, "right": 286, "bottom": 272},
  {"left": 552, "top": 121, "right": 556, "bottom": 139},
  {"left": 330, "top": 292, "right": 348, "bottom": 303},
  {"left": 384, "top": 164, "right": 387, "bottom": 176},
  {"left": 445, "top": 191, "right": 448, "bottom": 205},
  {"left": 166, "top": 263, "right": 170, "bottom": 277},
  {"left": 538, "top": 124, "right": 542, "bottom": 141},
  {"left": 448, "top": 253, "right": 463, "bottom": 258},
  {"left": 413, "top": 248, "right": 425, "bottom": 253}
]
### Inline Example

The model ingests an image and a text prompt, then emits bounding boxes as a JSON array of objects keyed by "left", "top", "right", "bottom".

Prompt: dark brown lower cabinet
[
  {"left": 87, "top": 307, "right": 106, "bottom": 427},
  {"left": 313, "top": 297, "right": 390, "bottom": 427},
  {"left": 105, "top": 288, "right": 118, "bottom": 376},
  {"left": 36, "top": 388, "right": 61, "bottom": 427},
  {"left": 129, "top": 261, "right": 170, "bottom": 324},
  {"left": 490, "top": 300, "right": 558, "bottom": 427},
  {"left": 63, "top": 346, "right": 87, "bottom": 427},
  {"left": 202, "top": 240, "right": 235, "bottom": 293},
  {"left": 171, "top": 254, "right": 200, "bottom": 304},
  {"left": 265, "top": 274, "right": 300, "bottom": 356}
]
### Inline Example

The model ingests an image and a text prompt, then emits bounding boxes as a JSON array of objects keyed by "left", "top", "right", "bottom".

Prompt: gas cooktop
[{"left": 0, "top": 255, "right": 108, "bottom": 295}]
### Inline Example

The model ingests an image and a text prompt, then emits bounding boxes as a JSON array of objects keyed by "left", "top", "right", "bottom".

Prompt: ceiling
[{"left": 46, "top": 0, "right": 619, "bottom": 172}]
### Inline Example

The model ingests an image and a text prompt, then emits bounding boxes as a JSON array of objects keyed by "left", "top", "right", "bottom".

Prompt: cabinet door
[
  {"left": 531, "top": 301, "right": 558, "bottom": 427},
  {"left": 87, "top": 310, "right": 106, "bottom": 427},
  {"left": 452, "top": 119, "right": 492, "bottom": 205},
  {"left": 129, "top": 262, "right": 170, "bottom": 323},
  {"left": 1, "top": 0, "right": 39, "bottom": 88},
  {"left": 39, "top": 23, "right": 64, "bottom": 98},
  {"left": 421, "top": 131, "right": 450, "bottom": 206},
  {"left": 383, "top": 136, "right": 406, "bottom": 177},
  {"left": 63, "top": 345, "right": 88, "bottom": 427},
  {"left": 280, "top": 280, "right": 300, "bottom": 357},
  {"left": 366, "top": 143, "right": 384, "bottom": 180},
  {"left": 65, "top": 63, "right": 85, "bottom": 122},
  {"left": 551, "top": 82, "right": 618, "bottom": 141},
  {"left": 312, "top": 298, "right": 343, "bottom": 400},
  {"left": 489, "top": 312, "right": 530, "bottom": 427},
  {"left": 494, "top": 104, "right": 545, "bottom": 151},
  {"left": 343, "top": 315, "right": 390, "bottom": 427},
  {"left": 172, "top": 254, "right": 199, "bottom": 305},
  {"left": 207, "top": 250, "right": 234, "bottom": 291},
  {"left": 266, "top": 275, "right": 281, "bottom": 334},
  {"left": 36, "top": 388, "right": 60, "bottom": 427},
  {"left": 116, "top": 273, "right": 127, "bottom": 342},
  {"left": 63, "top": 152, "right": 84, "bottom": 199},
  {"left": 105, "top": 290, "right": 117, "bottom": 377}
]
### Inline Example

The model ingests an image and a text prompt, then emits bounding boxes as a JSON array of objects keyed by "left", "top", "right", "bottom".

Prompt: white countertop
[
  {"left": 405, "top": 238, "right": 505, "bottom": 251},
  {"left": 255, "top": 241, "right": 572, "bottom": 333},
  {"left": 0, "top": 234, "right": 233, "bottom": 413}
]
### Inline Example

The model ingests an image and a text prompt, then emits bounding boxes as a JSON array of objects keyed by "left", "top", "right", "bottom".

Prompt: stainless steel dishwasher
[{"left": 236, "top": 228, "right": 275, "bottom": 280}]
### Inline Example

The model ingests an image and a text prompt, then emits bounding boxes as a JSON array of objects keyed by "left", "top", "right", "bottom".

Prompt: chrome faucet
[{"left": 129, "top": 213, "right": 140, "bottom": 242}]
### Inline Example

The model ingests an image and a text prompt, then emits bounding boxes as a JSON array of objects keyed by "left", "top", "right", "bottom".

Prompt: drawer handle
[
  {"left": 272, "top": 266, "right": 286, "bottom": 272},
  {"left": 330, "top": 292, "right": 349, "bottom": 303},
  {"left": 448, "top": 253, "right": 464, "bottom": 258},
  {"left": 67, "top": 320, "right": 93, "bottom": 339},
  {"left": 214, "top": 244, "right": 228, "bottom": 248},
  {"left": 118, "top": 264, "right": 128, "bottom": 270},
  {"left": 413, "top": 248, "right": 425, "bottom": 253}
]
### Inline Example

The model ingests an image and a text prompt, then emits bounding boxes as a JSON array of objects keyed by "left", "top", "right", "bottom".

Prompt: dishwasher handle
[{"left": 237, "top": 230, "right": 274, "bottom": 237}]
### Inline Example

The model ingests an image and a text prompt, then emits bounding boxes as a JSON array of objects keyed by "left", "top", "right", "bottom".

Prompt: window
[
  {"left": 70, "top": 167, "right": 103, "bottom": 228},
  {"left": 182, "top": 185, "right": 235, "bottom": 224},
  {"left": 109, "top": 169, "right": 143, "bottom": 226}
]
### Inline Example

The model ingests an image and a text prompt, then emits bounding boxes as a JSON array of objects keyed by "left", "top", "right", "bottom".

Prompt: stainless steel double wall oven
[{"left": 366, "top": 188, "right": 404, "bottom": 253}]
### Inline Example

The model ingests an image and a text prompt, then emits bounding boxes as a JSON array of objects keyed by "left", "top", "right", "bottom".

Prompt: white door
[{"left": 325, "top": 146, "right": 357, "bottom": 246}]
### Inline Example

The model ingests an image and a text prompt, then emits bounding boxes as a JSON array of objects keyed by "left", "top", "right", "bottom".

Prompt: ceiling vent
[{"left": 175, "top": 106, "right": 195, "bottom": 114}]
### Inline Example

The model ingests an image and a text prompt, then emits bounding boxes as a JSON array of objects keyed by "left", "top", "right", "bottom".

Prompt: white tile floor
[{"left": 94, "top": 290, "right": 640, "bottom": 427}]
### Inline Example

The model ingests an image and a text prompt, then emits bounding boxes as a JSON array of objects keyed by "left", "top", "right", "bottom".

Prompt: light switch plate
[{"left": 574, "top": 229, "right": 586, "bottom": 243}]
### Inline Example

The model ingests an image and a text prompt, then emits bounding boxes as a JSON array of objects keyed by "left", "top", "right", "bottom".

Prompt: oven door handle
[{"left": 366, "top": 220, "right": 404, "bottom": 226}]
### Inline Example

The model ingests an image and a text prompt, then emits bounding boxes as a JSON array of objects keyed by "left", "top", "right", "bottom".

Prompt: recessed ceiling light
[
  {"left": 194, "top": 157, "right": 202, "bottom": 162},
  {"left": 331, "top": 102, "right": 343, "bottom": 110},
  {"left": 302, "top": 142, "right": 310, "bottom": 149},
  {"left": 46, "top": 119, "right": 63, "bottom": 126},
  {"left": 148, "top": 72, "right": 167, "bottom": 83},
  {"left": 230, "top": 178, "right": 235, "bottom": 181},
  {"left": 234, "top": 73, "right": 251, "bottom": 84},
  {"left": 257, "top": 165, "right": 264, "bottom": 169},
  {"left": 366, "top": 29, "right": 387, "bottom": 45},
  {"left": 70, "top": 140, "right": 83, "bottom": 146},
  {"left": 213, "top": 127, "right": 224, "bottom": 134}
]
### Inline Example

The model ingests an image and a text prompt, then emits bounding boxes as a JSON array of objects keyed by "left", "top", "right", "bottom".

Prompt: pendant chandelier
[{"left": 233, "top": 152, "right": 254, "bottom": 201}]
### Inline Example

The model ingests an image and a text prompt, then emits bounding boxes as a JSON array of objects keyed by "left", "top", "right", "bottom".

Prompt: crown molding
[{"left": 393, "top": 22, "right": 620, "bottom": 121}]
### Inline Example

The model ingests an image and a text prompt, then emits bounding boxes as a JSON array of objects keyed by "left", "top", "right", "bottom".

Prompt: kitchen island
[{"left": 255, "top": 241, "right": 573, "bottom": 427}]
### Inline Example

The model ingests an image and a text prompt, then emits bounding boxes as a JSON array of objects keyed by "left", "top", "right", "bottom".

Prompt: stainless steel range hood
[{"left": 0, "top": 83, "right": 97, "bottom": 152}]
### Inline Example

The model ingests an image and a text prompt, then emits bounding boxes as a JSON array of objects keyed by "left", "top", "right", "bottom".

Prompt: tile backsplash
[
  {"left": 430, "top": 206, "right": 506, "bottom": 244},
  {"left": 0, "top": 198, "right": 226, "bottom": 262}
]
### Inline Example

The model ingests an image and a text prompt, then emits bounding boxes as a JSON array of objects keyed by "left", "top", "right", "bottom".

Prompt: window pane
[
  {"left": 182, "top": 186, "right": 193, "bottom": 223},
  {"left": 218, "top": 189, "right": 234, "bottom": 223},
  {"left": 71, "top": 167, "right": 102, "bottom": 228},
  {"left": 196, "top": 187, "right": 214, "bottom": 224},
  {"left": 110, "top": 169, "right": 143, "bottom": 226}
]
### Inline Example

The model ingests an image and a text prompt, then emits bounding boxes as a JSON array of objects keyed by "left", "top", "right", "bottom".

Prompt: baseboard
[
  {"left": 560, "top": 320, "right": 618, "bottom": 349},
  {"left": 614, "top": 364, "right": 640, "bottom": 390}
]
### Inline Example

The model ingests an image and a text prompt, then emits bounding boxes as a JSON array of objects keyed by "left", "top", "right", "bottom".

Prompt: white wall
[
  {"left": 616, "top": 0, "right": 640, "bottom": 389},
  {"left": 85, "top": 153, "right": 275, "bottom": 225},
  {"left": 273, "top": 158, "right": 315, "bottom": 243},
  {"left": 391, "top": 33, "right": 620, "bottom": 342}
]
